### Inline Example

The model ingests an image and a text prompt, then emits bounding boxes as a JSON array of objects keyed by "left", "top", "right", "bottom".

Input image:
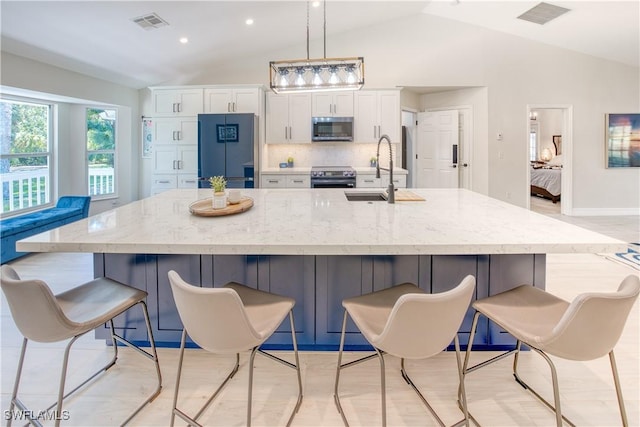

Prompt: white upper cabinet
[
  {"left": 312, "top": 92, "right": 354, "bottom": 117},
  {"left": 266, "top": 92, "right": 312, "bottom": 144},
  {"left": 354, "top": 90, "right": 400, "bottom": 143},
  {"left": 152, "top": 118, "right": 198, "bottom": 145},
  {"left": 152, "top": 88, "right": 203, "bottom": 117},
  {"left": 203, "top": 87, "right": 261, "bottom": 114}
]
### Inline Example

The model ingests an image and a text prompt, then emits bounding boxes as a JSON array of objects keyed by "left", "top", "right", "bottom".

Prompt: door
[
  {"left": 224, "top": 114, "right": 255, "bottom": 186},
  {"left": 197, "top": 114, "right": 226, "bottom": 186},
  {"left": 266, "top": 93, "right": 289, "bottom": 143},
  {"left": 416, "top": 110, "right": 459, "bottom": 188}
]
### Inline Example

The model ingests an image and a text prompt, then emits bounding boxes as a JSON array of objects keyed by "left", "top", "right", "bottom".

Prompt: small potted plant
[
  {"left": 209, "top": 176, "right": 227, "bottom": 209},
  {"left": 370, "top": 156, "right": 377, "bottom": 167},
  {"left": 287, "top": 156, "right": 294, "bottom": 168}
]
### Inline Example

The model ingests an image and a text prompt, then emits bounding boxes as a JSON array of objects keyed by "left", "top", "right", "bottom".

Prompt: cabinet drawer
[
  {"left": 178, "top": 174, "right": 198, "bottom": 188},
  {"left": 356, "top": 175, "right": 381, "bottom": 188},
  {"left": 152, "top": 174, "right": 177, "bottom": 188},
  {"left": 286, "top": 175, "right": 310, "bottom": 188},
  {"left": 261, "top": 175, "right": 286, "bottom": 188}
]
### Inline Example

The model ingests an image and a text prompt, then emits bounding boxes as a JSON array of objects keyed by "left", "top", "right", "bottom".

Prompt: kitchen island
[{"left": 17, "top": 188, "right": 626, "bottom": 350}]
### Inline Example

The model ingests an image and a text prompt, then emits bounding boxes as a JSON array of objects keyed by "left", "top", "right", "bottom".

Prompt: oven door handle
[{"left": 311, "top": 178, "right": 356, "bottom": 187}]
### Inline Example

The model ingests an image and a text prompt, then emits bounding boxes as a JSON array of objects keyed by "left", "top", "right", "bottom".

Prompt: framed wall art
[{"left": 606, "top": 113, "right": 640, "bottom": 168}]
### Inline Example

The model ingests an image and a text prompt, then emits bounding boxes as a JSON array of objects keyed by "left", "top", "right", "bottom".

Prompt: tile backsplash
[{"left": 264, "top": 143, "right": 397, "bottom": 168}]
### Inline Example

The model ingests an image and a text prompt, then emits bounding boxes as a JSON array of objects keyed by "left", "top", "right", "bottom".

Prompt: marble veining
[{"left": 17, "top": 189, "right": 626, "bottom": 255}]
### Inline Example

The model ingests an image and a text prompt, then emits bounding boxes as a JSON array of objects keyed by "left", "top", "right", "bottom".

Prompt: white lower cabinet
[
  {"left": 151, "top": 145, "right": 198, "bottom": 194},
  {"left": 261, "top": 173, "right": 310, "bottom": 188},
  {"left": 357, "top": 172, "right": 406, "bottom": 189}
]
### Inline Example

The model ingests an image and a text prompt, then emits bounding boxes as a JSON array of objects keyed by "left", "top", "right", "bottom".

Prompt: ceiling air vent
[
  {"left": 132, "top": 13, "right": 169, "bottom": 30},
  {"left": 517, "top": 2, "right": 570, "bottom": 25}
]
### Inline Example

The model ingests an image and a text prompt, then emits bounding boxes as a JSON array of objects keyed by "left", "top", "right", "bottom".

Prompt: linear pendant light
[{"left": 269, "top": 1, "right": 364, "bottom": 94}]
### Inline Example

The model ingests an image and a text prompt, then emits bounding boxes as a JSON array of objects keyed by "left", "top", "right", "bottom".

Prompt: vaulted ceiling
[{"left": 1, "top": 1, "right": 638, "bottom": 89}]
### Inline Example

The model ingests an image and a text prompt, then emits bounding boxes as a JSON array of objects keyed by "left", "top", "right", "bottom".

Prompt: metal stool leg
[
  {"left": 247, "top": 346, "right": 259, "bottom": 427},
  {"left": 377, "top": 349, "right": 386, "bottom": 427},
  {"left": 609, "top": 350, "right": 629, "bottom": 427},
  {"left": 333, "top": 310, "right": 350, "bottom": 426}
]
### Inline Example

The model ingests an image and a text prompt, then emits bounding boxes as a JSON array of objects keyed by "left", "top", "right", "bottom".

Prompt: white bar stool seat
[
  {"left": 334, "top": 276, "right": 476, "bottom": 427},
  {"left": 0, "top": 264, "right": 162, "bottom": 427},
  {"left": 168, "top": 270, "right": 303, "bottom": 427},
  {"left": 463, "top": 274, "right": 640, "bottom": 427}
]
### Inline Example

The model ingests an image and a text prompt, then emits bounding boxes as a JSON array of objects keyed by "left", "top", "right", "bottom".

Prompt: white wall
[
  {"left": 1, "top": 52, "right": 141, "bottom": 214},
  {"left": 174, "top": 13, "right": 638, "bottom": 213}
]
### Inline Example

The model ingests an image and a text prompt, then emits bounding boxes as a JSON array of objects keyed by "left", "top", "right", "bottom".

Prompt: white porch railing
[{"left": 1, "top": 167, "right": 115, "bottom": 214}]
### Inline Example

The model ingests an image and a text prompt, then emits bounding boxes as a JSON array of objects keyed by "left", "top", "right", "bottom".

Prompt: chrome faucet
[{"left": 376, "top": 134, "right": 395, "bottom": 204}]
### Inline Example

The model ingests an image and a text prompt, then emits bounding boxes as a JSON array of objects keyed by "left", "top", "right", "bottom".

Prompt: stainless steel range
[{"left": 310, "top": 166, "right": 356, "bottom": 188}]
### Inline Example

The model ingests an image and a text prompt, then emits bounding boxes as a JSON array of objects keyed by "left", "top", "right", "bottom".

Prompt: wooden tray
[
  {"left": 189, "top": 197, "right": 254, "bottom": 217},
  {"left": 390, "top": 190, "right": 426, "bottom": 201}
]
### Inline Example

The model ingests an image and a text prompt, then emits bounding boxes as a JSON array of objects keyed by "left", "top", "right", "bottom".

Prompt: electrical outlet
[
  {"left": 498, "top": 151, "right": 504, "bottom": 159},
  {"left": 506, "top": 192, "right": 511, "bottom": 199}
]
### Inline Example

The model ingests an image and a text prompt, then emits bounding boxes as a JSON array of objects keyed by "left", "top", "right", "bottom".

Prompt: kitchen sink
[{"left": 344, "top": 191, "right": 388, "bottom": 202}]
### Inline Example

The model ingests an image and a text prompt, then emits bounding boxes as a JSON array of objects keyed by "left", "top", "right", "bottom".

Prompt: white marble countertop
[{"left": 17, "top": 189, "right": 626, "bottom": 256}]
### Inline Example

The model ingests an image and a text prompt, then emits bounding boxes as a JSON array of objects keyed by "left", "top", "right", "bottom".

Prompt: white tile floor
[{"left": 1, "top": 214, "right": 639, "bottom": 426}]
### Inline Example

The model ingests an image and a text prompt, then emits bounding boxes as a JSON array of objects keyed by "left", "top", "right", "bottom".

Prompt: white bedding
[{"left": 531, "top": 165, "right": 561, "bottom": 196}]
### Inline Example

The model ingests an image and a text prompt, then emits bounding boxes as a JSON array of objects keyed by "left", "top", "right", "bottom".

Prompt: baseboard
[{"left": 570, "top": 207, "right": 640, "bottom": 216}]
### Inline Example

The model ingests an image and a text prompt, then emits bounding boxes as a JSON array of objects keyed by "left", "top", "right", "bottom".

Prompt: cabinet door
[
  {"left": 203, "top": 89, "right": 233, "bottom": 113},
  {"left": 177, "top": 145, "right": 198, "bottom": 174},
  {"left": 152, "top": 145, "right": 178, "bottom": 174},
  {"left": 232, "top": 88, "right": 260, "bottom": 114},
  {"left": 288, "top": 93, "right": 312, "bottom": 143},
  {"left": 333, "top": 92, "right": 354, "bottom": 116},
  {"left": 266, "top": 93, "right": 289, "bottom": 143},
  {"left": 354, "top": 91, "right": 378, "bottom": 143},
  {"left": 312, "top": 93, "right": 333, "bottom": 117},
  {"left": 312, "top": 92, "right": 354, "bottom": 117},
  {"left": 152, "top": 91, "right": 179, "bottom": 116},
  {"left": 152, "top": 89, "right": 202, "bottom": 116},
  {"left": 378, "top": 91, "right": 400, "bottom": 142},
  {"left": 153, "top": 118, "right": 197, "bottom": 145}
]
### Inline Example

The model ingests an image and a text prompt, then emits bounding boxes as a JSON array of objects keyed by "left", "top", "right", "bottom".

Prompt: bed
[{"left": 531, "top": 156, "right": 562, "bottom": 203}]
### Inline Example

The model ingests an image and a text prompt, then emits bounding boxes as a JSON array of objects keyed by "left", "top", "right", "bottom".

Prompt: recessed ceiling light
[
  {"left": 245, "top": 18, "right": 254, "bottom": 25},
  {"left": 312, "top": 1, "right": 320, "bottom": 7},
  {"left": 179, "top": 37, "right": 188, "bottom": 44}
]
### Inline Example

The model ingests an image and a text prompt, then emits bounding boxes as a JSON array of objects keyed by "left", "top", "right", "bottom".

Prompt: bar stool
[
  {"left": 0, "top": 264, "right": 162, "bottom": 427},
  {"left": 462, "top": 274, "right": 640, "bottom": 426},
  {"left": 334, "top": 275, "right": 476, "bottom": 427},
  {"left": 168, "top": 270, "right": 303, "bottom": 427}
]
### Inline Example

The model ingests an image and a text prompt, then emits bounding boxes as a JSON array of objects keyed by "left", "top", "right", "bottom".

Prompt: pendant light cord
[
  {"left": 323, "top": 0, "right": 327, "bottom": 59},
  {"left": 306, "top": 1, "right": 310, "bottom": 60}
]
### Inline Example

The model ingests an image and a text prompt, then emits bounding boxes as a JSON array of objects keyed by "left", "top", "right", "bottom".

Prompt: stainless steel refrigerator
[{"left": 197, "top": 113, "right": 258, "bottom": 188}]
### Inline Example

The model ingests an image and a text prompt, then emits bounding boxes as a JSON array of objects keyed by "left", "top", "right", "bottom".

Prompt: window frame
[
  {"left": 0, "top": 96, "right": 55, "bottom": 217},
  {"left": 85, "top": 106, "right": 118, "bottom": 200}
]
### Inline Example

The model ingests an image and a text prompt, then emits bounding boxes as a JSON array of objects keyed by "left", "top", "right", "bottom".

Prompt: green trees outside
[
  {"left": 0, "top": 101, "right": 48, "bottom": 170},
  {"left": 86, "top": 108, "right": 115, "bottom": 162}
]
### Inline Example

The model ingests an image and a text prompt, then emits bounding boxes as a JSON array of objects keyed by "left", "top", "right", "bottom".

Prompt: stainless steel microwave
[{"left": 311, "top": 117, "right": 354, "bottom": 142}]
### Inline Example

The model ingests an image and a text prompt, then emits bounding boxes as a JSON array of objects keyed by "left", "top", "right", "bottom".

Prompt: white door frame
[
  {"left": 526, "top": 104, "right": 573, "bottom": 215},
  {"left": 401, "top": 108, "right": 418, "bottom": 188}
]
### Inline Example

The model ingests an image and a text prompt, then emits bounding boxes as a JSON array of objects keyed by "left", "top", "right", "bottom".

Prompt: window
[
  {"left": 1, "top": 99, "right": 53, "bottom": 215},
  {"left": 86, "top": 108, "right": 116, "bottom": 198}
]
